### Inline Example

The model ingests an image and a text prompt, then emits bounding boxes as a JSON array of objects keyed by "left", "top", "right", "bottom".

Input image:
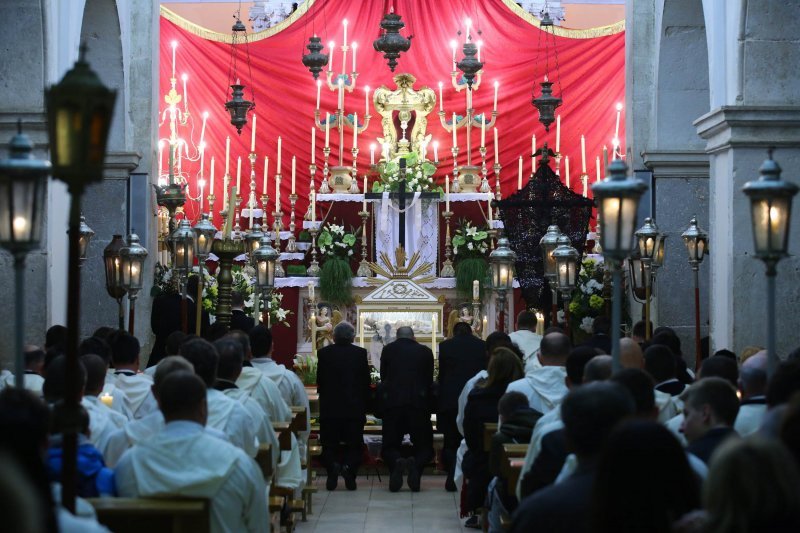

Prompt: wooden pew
[
  {"left": 255, "top": 443, "right": 273, "bottom": 480},
  {"left": 289, "top": 405, "right": 308, "bottom": 434},
  {"left": 87, "top": 497, "right": 210, "bottom": 533},
  {"left": 500, "top": 443, "right": 529, "bottom": 496},
  {"left": 484, "top": 422, "right": 498, "bottom": 452},
  {"left": 272, "top": 421, "right": 292, "bottom": 451}
]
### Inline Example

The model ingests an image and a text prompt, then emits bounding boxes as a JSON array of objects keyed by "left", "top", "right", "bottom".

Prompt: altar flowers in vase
[
  {"left": 452, "top": 220, "right": 491, "bottom": 300},
  {"left": 292, "top": 353, "right": 318, "bottom": 386},
  {"left": 567, "top": 258, "right": 613, "bottom": 341},
  {"left": 372, "top": 152, "right": 440, "bottom": 193},
  {"left": 317, "top": 222, "right": 357, "bottom": 305}
]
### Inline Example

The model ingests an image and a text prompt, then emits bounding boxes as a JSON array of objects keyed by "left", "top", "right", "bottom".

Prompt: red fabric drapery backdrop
[{"left": 159, "top": 0, "right": 624, "bottom": 362}]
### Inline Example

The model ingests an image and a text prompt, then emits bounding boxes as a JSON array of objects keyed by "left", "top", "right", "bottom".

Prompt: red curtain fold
[{"left": 159, "top": 0, "right": 625, "bottom": 226}]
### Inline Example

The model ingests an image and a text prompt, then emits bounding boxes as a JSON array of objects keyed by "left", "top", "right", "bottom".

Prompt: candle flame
[
  {"left": 171, "top": 40, "right": 178, "bottom": 49},
  {"left": 181, "top": 73, "right": 188, "bottom": 82},
  {"left": 616, "top": 102, "right": 623, "bottom": 111}
]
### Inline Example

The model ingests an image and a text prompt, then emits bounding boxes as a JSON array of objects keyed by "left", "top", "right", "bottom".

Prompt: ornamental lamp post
[
  {"left": 252, "top": 235, "right": 279, "bottom": 326},
  {"left": 119, "top": 233, "right": 148, "bottom": 335},
  {"left": 103, "top": 235, "right": 127, "bottom": 329},
  {"left": 592, "top": 158, "right": 647, "bottom": 372},
  {"left": 77, "top": 214, "right": 95, "bottom": 265},
  {"left": 742, "top": 152, "right": 798, "bottom": 377},
  {"left": 489, "top": 236, "right": 517, "bottom": 333},
  {"left": 245, "top": 223, "right": 265, "bottom": 258},
  {"left": 193, "top": 213, "right": 217, "bottom": 335},
  {"left": 0, "top": 123, "right": 50, "bottom": 390},
  {"left": 552, "top": 241, "right": 580, "bottom": 334},
  {"left": 45, "top": 44, "right": 115, "bottom": 514},
  {"left": 171, "top": 219, "right": 195, "bottom": 334},
  {"left": 681, "top": 216, "right": 708, "bottom": 375},
  {"left": 634, "top": 217, "right": 663, "bottom": 339},
  {"left": 540, "top": 224, "right": 562, "bottom": 324}
]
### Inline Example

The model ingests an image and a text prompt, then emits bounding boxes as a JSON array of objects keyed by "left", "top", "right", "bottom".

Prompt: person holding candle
[{"left": 316, "top": 321, "right": 371, "bottom": 491}]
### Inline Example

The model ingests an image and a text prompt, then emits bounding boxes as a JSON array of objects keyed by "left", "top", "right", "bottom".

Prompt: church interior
[{"left": 1, "top": 0, "right": 800, "bottom": 532}]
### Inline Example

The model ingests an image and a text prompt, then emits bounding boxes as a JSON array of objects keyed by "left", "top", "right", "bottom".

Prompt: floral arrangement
[
  {"left": 318, "top": 222, "right": 357, "bottom": 305},
  {"left": 317, "top": 222, "right": 357, "bottom": 260},
  {"left": 452, "top": 220, "right": 490, "bottom": 259},
  {"left": 293, "top": 353, "right": 318, "bottom": 385},
  {"left": 372, "top": 152, "right": 440, "bottom": 194},
  {"left": 370, "top": 367, "right": 381, "bottom": 385},
  {"left": 568, "top": 258, "right": 607, "bottom": 334}
]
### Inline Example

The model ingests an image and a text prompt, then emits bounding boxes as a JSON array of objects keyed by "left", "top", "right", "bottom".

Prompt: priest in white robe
[
  {"left": 1, "top": 346, "right": 46, "bottom": 394},
  {"left": 508, "top": 311, "right": 543, "bottom": 372},
  {"left": 80, "top": 355, "right": 127, "bottom": 458},
  {"left": 505, "top": 333, "right": 571, "bottom": 415},
  {"left": 108, "top": 332, "right": 158, "bottom": 419},
  {"left": 115, "top": 371, "right": 269, "bottom": 533}
]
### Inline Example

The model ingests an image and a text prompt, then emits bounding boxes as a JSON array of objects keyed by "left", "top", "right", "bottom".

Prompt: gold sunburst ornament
[{"left": 366, "top": 246, "right": 437, "bottom": 286}]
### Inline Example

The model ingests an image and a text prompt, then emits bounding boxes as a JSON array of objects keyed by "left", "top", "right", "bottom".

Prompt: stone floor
[{"left": 295, "top": 473, "right": 468, "bottom": 533}]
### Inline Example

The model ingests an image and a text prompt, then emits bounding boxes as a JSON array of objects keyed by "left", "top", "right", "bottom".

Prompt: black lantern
[
  {"left": 680, "top": 216, "right": 708, "bottom": 267},
  {"left": 0, "top": 123, "right": 50, "bottom": 254},
  {"left": 456, "top": 40, "right": 483, "bottom": 90},
  {"left": 302, "top": 35, "right": 329, "bottom": 80},
  {"left": 627, "top": 248, "right": 648, "bottom": 303},
  {"left": 77, "top": 214, "right": 95, "bottom": 264},
  {"left": 532, "top": 80, "right": 562, "bottom": 132},
  {"left": 539, "top": 224, "right": 561, "bottom": 285},
  {"left": 45, "top": 45, "right": 116, "bottom": 191},
  {"left": 372, "top": 10, "right": 413, "bottom": 72},
  {"left": 119, "top": 232, "right": 148, "bottom": 334},
  {"left": 224, "top": 16, "right": 256, "bottom": 134},
  {"left": 171, "top": 219, "right": 195, "bottom": 278},
  {"left": 253, "top": 235, "right": 279, "bottom": 291},
  {"left": 592, "top": 159, "right": 647, "bottom": 260},
  {"left": 193, "top": 213, "right": 217, "bottom": 259},
  {"left": 103, "top": 234, "right": 126, "bottom": 330},
  {"left": 552, "top": 242, "right": 580, "bottom": 295},
  {"left": 245, "top": 223, "right": 265, "bottom": 257}
]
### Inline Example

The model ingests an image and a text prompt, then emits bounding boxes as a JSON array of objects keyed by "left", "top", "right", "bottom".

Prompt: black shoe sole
[
  {"left": 407, "top": 461, "right": 420, "bottom": 492},
  {"left": 389, "top": 460, "right": 404, "bottom": 492}
]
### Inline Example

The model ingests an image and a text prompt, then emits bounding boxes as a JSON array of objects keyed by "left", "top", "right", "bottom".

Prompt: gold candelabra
[
  {"left": 305, "top": 164, "right": 317, "bottom": 221},
  {"left": 307, "top": 223, "right": 321, "bottom": 277},
  {"left": 319, "top": 146, "right": 332, "bottom": 193},
  {"left": 246, "top": 152, "right": 257, "bottom": 229},
  {"left": 441, "top": 210, "right": 455, "bottom": 277},
  {"left": 356, "top": 210, "right": 371, "bottom": 277},
  {"left": 479, "top": 146, "right": 491, "bottom": 193},
  {"left": 287, "top": 194, "right": 298, "bottom": 252},
  {"left": 451, "top": 146, "right": 462, "bottom": 193},
  {"left": 349, "top": 147, "right": 361, "bottom": 193},
  {"left": 260, "top": 193, "right": 270, "bottom": 233},
  {"left": 493, "top": 162, "right": 502, "bottom": 201}
]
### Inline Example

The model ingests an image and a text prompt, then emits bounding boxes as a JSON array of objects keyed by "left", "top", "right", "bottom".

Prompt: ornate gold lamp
[{"left": 681, "top": 216, "right": 708, "bottom": 374}]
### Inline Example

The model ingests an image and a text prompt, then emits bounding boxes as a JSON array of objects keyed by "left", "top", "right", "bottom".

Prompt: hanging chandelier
[
  {"left": 455, "top": 21, "right": 483, "bottom": 89},
  {"left": 224, "top": 7, "right": 256, "bottom": 134},
  {"left": 372, "top": 8, "right": 413, "bottom": 72},
  {"left": 531, "top": 3, "right": 562, "bottom": 131},
  {"left": 302, "top": 35, "right": 329, "bottom": 80}
]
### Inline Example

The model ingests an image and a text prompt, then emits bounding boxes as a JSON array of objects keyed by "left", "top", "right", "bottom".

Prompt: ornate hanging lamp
[
  {"left": 455, "top": 19, "right": 483, "bottom": 89},
  {"left": 531, "top": 3, "right": 563, "bottom": 131},
  {"left": 302, "top": 35, "right": 329, "bottom": 80},
  {"left": 373, "top": 8, "right": 413, "bottom": 72},
  {"left": 224, "top": 6, "right": 256, "bottom": 134}
]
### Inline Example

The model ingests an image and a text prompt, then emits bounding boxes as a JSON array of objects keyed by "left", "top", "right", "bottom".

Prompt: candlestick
[
  {"left": 251, "top": 113, "right": 257, "bottom": 152},
  {"left": 325, "top": 112, "right": 330, "bottom": 147},
  {"left": 494, "top": 128, "right": 499, "bottom": 162},
  {"left": 260, "top": 193, "right": 270, "bottom": 233},
  {"left": 338, "top": 80, "right": 344, "bottom": 110},
  {"left": 362, "top": 176, "right": 367, "bottom": 210},
  {"left": 555, "top": 114, "right": 561, "bottom": 152},
  {"left": 357, "top": 209, "right": 371, "bottom": 277},
  {"left": 248, "top": 152, "right": 257, "bottom": 230},
  {"left": 518, "top": 156, "right": 523, "bottom": 189},
  {"left": 473, "top": 279, "right": 480, "bottom": 300},
  {"left": 311, "top": 127, "right": 316, "bottom": 164},
  {"left": 581, "top": 135, "right": 587, "bottom": 173},
  {"left": 210, "top": 156, "right": 215, "bottom": 195},
  {"left": 275, "top": 175, "right": 281, "bottom": 212},
  {"left": 565, "top": 156, "right": 570, "bottom": 188},
  {"left": 287, "top": 193, "right": 298, "bottom": 252},
  {"left": 353, "top": 112, "right": 358, "bottom": 149},
  {"left": 291, "top": 156, "right": 296, "bottom": 194},
  {"left": 445, "top": 174, "right": 450, "bottom": 212},
  {"left": 441, "top": 209, "right": 455, "bottom": 277},
  {"left": 452, "top": 112, "right": 457, "bottom": 148},
  {"left": 308, "top": 223, "right": 321, "bottom": 277}
]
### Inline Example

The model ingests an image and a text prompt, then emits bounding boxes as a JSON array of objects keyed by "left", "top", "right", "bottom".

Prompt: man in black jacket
[
  {"left": 229, "top": 290, "right": 255, "bottom": 333},
  {"left": 380, "top": 326, "right": 434, "bottom": 492},
  {"left": 317, "top": 322, "right": 371, "bottom": 491},
  {"left": 150, "top": 275, "right": 210, "bottom": 360},
  {"left": 437, "top": 321, "right": 486, "bottom": 491}
]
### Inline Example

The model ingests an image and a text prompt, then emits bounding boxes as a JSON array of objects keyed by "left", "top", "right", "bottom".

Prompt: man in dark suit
[
  {"left": 317, "top": 321, "right": 371, "bottom": 491},
  {"left": 437, "top": 321, "right": 486, "bottom": 491},
  {"left": 644, "top": 344, "right": 686, "bottom": 396},
  {"left": 229, "top": 290, "right": 255, "bottom": 333},
  {"left": 680, "top": 377, "right": 740, "bottom": 464},
  {"left": 150, "top": 275, "right": 210, "bottom": 361},
  {"left": 581, "top": 315, "right": 612, "bottom": 355},
  {"left": 380, "top": 326, "right": 434, "bottom": 492}
]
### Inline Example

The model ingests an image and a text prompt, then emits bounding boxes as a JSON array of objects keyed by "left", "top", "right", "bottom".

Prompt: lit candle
[
  {"left": 532, "top": 135, "right": 536, "bottom": 157},
  {"left": 438, "top": 82, "right": 444, "bottom": 112},
  {"left": 328, "top": 41, "right": 335, "bottom": 72},
  {"left": 476, "top": 41, "right": 482, "bottom": 62},
  {"left": 362, "top": 176, "right": 367, "bottom": 210},
  {"left": 450, "top": 40, "right": 457, "bottom": 69},
  {"left": 494, "top": 128, "right": 499, "bottom": 162},
  {"left": 275, "top": 175, "right": 280, "bottom": 212},
  {"left": 473, "top": 280, "right": 480, "bottom": 300},
  {"left": 210, "top": 156, "right": 215, "bottom": 195},
  {"left": 581, "top": 135, "right": 587, "bottom": 173},
  {"left": 493, "top": 81, "right": 498, "bottom": 112},
  {"left": 370, "top": 143, "right": 375, "bottom": 165},
  {"left": 311, "top": 127, "right": 316, "bottom": 164},
  {"left": 434, "top": 141, "right": 439, "bottom": 163},
  {"left": 200, "top": 111, "right": 208, "bottom": 145},
  {"left": 316, "top": 79, "right": 321, "bottom": 109},
  {"left": 452, "top": 113, "right": 457, "bottom": 148},
  {"left": 277, "top": 136, "right": 282, "bottom": 171},
  {"left": 226, "top": 186, "right": 237, "bottom": 238},
  {"left": 518, "top": 156, "right": 523, "bottom": 189},
  {"left": 445, "top": 174, "right": 450, "bottom": 211},
  {"left": 225, "top": 136, "right": 231, "bottom": 176},
  {"left": 565, "top": 156, "right": 570, "bottom": 188},
  {"left": 481, "top": 116, "right": 486, "bottom": 148},
  {"left": 251, "top": 113, "right": 257, "bottom": 152},
  {"left": 223, "top": 171, "right": 228, "bottom": 210},
  {"left": 615, "top": 102, "right": 622, "bottom": 139},
  {"left": 171, "top": 41, "right": 177, "bottom": 78},
  {"left": 263, "top": 156, "right": 268, "bottom": 194},
  {"left": 236, "top": 156, "right": 242, "bottom": 192},
  {"left": 325, "top": 112, "right": 330, "bottom": 147},
  {"left": 100, "top": 393, "right": 114, "bottom": 408},
  {"left": 353, "top": 112, "right": 358, "bottom": 149},
  {"left": 352, "top": 42, "right": 357, "bottom": 71},
  {"left": 483, "top": 315, "right": 488, "bottom": 338},
  {"left": 555, "top": 115, "right": 561, "bottom": 152},
  {"left": 343, "top": 19, "right": 348, "bottom": 47},
  {"left": 291, "top": 156, "right": 296, "bottom": 194},
  {"left": 596, "top": 156, "right": 601, "bottom": 183},
  {"left": 311, "top": 314, "right": 317, "bottom": 356},
  {"left": 365, "top": 86, "right": 370, "bottom": 116}
]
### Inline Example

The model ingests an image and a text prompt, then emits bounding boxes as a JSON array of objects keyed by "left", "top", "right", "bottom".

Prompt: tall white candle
[
  {"left": 251, "top": 114, "right": 257, "bottom": 152},
  {"left": 352, "top": 42, "right": 357, "bottom": 71},
  {"left": 343, "top": 19, "right": 348, "bottom": 47},
  {"left": 157, "top": 141, "right": 164, "bottom": 178},
  {"left": 362, "top": 177, "right": 367, "bottom": 210},
  {"left": 615, "top": 102, "right": 622, "bottom": 139},
  {"left": 225, "top": 136, "right": 231, "bottom": 175},
  {"left": 370, "top": 144, "right": 375, "bottom": 165},
  {"left": 452, "top": 113, "right": 457, "bottom": 148},
  {"left": 308, "top": 281, "right": 315, "bottom": 302},
  {"left": 275, "top": 176, "right": 280, "bottom": 212},
  {"left": 365, "top": 86, "right": 370, "bottom": 116},
  {"left": 316, "top": 79, "right": 321, "bottom": 109},
  {"left": 236, "top": 156, "right": 242, "bottom": 192},
  {"left": 263, "top": 156, "right": 268, "bottom": 194},
  {"left": 291, "top": 156, "right": 296, "bottom": 194},
  {"left": 311, "top": 127, "right": 316, "bottom": 164},
  {"left": 555, "top": 115, "right": 561, "bottom": 152},
  {"left": 210, "top": 156, "right": 215, "bottom": 195},
  {"left": 481, "top": 116, "right": 486, "bottom": 148},
  {"left": 439, "top": 82, "right": 444, "bottom": 112},
  {"left": 581, "top": 135, "right": 587, "bottom": 173},
  {"left": 596, "top": 156, "right": 601, "bottom": 183},
  {"left": 493, "top": 81, "right": 498, "bottom": 112},
  {"left": 532, "top": 135, "right": 536, "bottom": 156},
  {"left": 450, "top": 40, "right": 457, "bottom": 68},
  {"left": 277, "top": 136, "right": 282, "bottom": 171},
  {"left": 476, "top": 41, "right": 482, "bottom": 62},
  {"left": 171, "top": 41, "right": 177, "bottom": 78},
  {"left": 182, "top": 74, "right": 188, "bottom": 112},
  {"left": 518, "top": 156, "right": 523, "bottom": 189},
  {"left": 434, "top": 141, "right": 439, "bottom": 162},
  {"left": 328, "top": 41, "right": 334, "bottom": 71},
  {"left": 494, "top": 128, "right": 499, "bottom": 161},
  {"left": 565, "top": 156, "right": 570, "bottom": 188},
  {"left": 473, "top": 280, "right": 480, "bottom": 300},
  {"left": 200, "top": 111, "right": 208, "bottom": 145},
  {"left": 325, "top": 112, "right": 330, "bottom": 147},
  {"left": 353, "top": 113, "right": 358, "bottom": 149},
  {"left": 445, "top": 175, "right": 450, "bottom": 211}
]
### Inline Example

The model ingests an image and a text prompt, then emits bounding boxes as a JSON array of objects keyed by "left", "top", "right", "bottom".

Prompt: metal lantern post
[
  {"left": 681, "top": 216, "right": 708, "bottom": 375},
  {"left": 539, "top": 224, "right": 562, "bottom": 324},
  {"left": 591, "top": 159, "right": 647, "bottom": 372},
  {"left": 489, "top": 237, "right": 517, "bottom": 333},
  {"left": 634, "top": 217, "right": 663, "bottom": 339},
  {"left": 103, "top": 235, "right": 127, "bottom": 329},
  {"left": 0, "top": 123, "right": 50, "bottom": 389},
  {"left": 552, "top": 242, "right": 580, "bottom": 335},
  {"left": 193, "top": 213, "right": 217, "bottom": 335},
  {"left": 171, "top": 219, "right": 195, "bottom": 334},
  {"left": 252, "top": 235, "right": 279, "bottom": 326},
  {"left": 77, "top": 214, "right": 95, "bottom": 265},
  {"left": 742, "top": 152, "right": 799, "bottom": 377},
  {"left": 45, "top": 44, "right": 115, "bottom": 514},
  {"left": 119, "top": 233, "right": 148, "bottom": 335}
]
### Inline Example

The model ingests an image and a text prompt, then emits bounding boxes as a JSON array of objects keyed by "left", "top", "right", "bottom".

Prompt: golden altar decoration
[{"left": 374, "top": 74, "right": 436, "bottom": 160}]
